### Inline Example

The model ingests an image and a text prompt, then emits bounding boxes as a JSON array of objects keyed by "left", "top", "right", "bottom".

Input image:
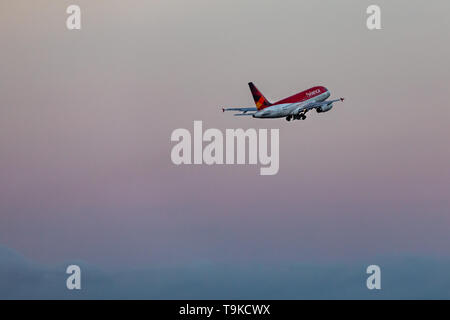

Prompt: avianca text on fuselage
[{"left": 222, "top": 82, "right": 344, "bottom": 122}]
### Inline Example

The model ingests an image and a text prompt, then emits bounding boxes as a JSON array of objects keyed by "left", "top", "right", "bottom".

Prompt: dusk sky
[{"left": 0, "top": 0, "right": 449, "bottom": 298}]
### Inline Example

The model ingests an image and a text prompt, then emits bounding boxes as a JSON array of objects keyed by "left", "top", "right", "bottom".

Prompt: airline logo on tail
[{"left": 249, "top": 82, "right": 272, "bottom": 110}]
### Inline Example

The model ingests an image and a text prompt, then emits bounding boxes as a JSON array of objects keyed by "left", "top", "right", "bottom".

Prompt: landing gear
[
  {"left": 287, "top": 113, "right": 307, "bottom": 122},
  {"left": 292, "top": 114, "right": 306, "bottom": 120}
]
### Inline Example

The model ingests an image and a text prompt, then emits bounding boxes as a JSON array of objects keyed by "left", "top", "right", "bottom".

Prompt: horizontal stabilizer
[{"left": 222, "top": 107, "right": 257, "bottom": 112}]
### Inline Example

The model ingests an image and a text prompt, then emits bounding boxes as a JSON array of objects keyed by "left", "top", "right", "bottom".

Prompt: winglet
[{"left": 340, "top": 97, "right": 345, "bottom": 102}]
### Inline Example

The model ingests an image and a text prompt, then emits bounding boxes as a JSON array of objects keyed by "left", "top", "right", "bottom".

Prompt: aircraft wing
[
  {"left": 304, "top": 98, "right": 345, "bottom": 110},
  {"left": 290, "top": 98, "right": 345, "bottom": 114}
]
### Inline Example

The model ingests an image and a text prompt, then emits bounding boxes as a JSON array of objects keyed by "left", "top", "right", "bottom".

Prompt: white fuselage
[{"left": 253, "top": 90, "right": 331, "bottom": 118}]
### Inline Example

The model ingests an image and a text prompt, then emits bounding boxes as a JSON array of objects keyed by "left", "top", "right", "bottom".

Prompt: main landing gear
[{"left": 286, "top": 114, "right": 306, "bottom": 121}]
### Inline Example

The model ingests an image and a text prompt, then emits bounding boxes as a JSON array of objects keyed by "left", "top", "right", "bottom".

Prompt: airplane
[{"left": 222, "top": 82, "right": 344, "bottom": 121}]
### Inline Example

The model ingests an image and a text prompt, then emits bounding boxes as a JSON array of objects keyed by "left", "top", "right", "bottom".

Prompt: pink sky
[{"left": 0, "top": 0, "right": 449, "bottom": 267}]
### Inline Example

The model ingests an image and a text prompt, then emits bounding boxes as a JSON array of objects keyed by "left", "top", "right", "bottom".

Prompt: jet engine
[{"left": 316, "top": 103, "right": 333, "bottom": 113}]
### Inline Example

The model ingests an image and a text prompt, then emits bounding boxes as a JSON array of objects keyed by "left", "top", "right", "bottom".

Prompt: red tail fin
[{"left": 249, "top": 82, "right": 271, "bottom": 110}]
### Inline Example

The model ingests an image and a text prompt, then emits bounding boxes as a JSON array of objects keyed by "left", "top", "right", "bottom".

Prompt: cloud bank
[{"left": 1, "top": 246, "right": 450, "bottom": 299}]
